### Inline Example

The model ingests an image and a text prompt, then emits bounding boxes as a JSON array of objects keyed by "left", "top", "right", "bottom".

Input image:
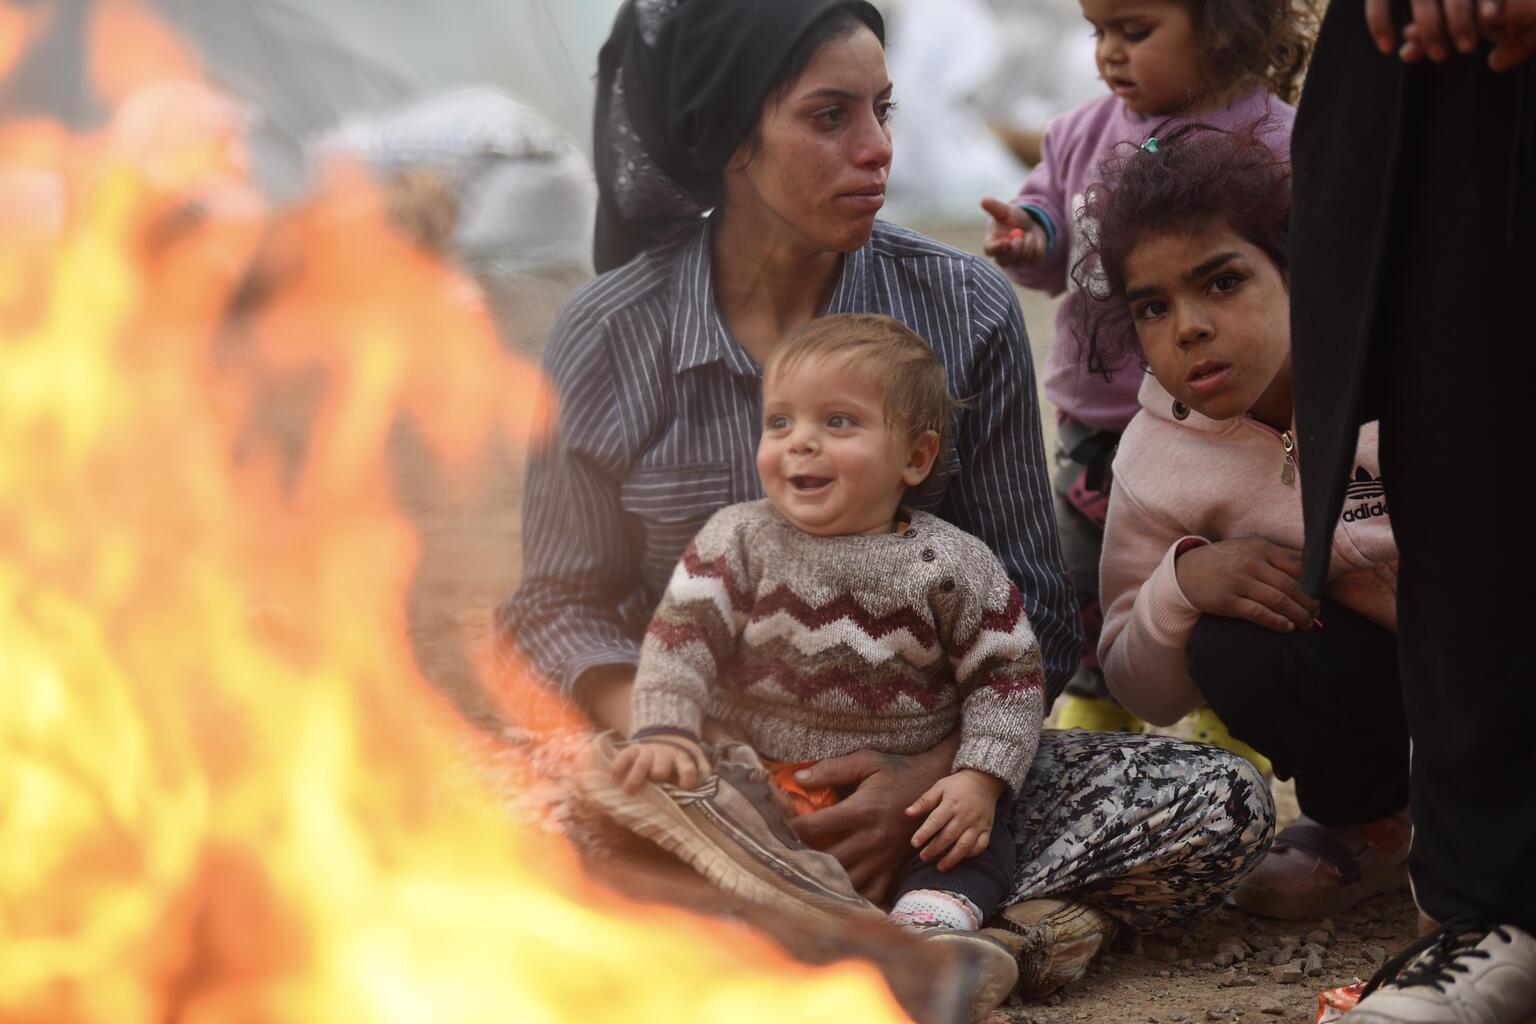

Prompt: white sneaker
[{"left": 1349, "top": 920, "right": 1536, "bottom": 1024}]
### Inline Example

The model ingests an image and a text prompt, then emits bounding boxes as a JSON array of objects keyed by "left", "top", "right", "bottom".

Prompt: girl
[
  {"left": 1087, "top": 129, "right": 1411, "bottom": 919},
  {"left": 980, "top": 0, "right": 1316, "bottom": 745}
]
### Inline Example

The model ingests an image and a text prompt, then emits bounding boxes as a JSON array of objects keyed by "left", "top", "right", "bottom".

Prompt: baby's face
[{"left": 757, "top": 354, "right": 934, "bottom": 536}]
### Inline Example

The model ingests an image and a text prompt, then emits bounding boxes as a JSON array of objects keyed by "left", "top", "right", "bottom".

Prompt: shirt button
[
  {"left": 921, "top": 548, "right": 936, "bottom": 562},
  {"left": 940, "top": 578, "right": 955, "bottom": 592}
]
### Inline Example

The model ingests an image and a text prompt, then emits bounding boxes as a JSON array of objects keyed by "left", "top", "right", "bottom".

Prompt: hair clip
[{"left": 1140, "top": 136, "right": 1160, "bottom": 154}]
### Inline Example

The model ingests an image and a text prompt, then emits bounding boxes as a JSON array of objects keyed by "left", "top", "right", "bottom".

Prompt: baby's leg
[
  {"left": 887, "top": 800, "right": 1021, "bottom": 1016},
  {"left": 888, "top": 795, "right": 1016, "bottom": 931}
]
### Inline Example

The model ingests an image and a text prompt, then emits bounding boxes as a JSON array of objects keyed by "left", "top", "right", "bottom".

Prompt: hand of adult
[
  {"left": 1367, "top": 0, "right": 1471, "bottom": 60},
  {"left": 1174, "top": 538, "right": 1320, "bottom": 633},
  {"left": 980, "top": 198, "right": 1048, "bottom": 269},
  {"left": 1367, "top": 0, "right": 1535, "bottom": 67},
  {"left": 1471, "top": 0, "right": 1536, "bottom": 68},
  {"left": 789, "top": 739, "right": 956, "bottom": 904}
]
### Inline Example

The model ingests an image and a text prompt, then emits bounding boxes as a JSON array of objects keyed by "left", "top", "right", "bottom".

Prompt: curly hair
[
  {"left": 1191, "top": 0, "right": 1321, "bottom": 104},
  {"left": 1071, "top": 125, "right": 1293, "bottom": 379}
]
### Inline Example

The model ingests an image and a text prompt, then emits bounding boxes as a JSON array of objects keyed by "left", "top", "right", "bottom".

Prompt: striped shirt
[{"left": 496, "top": 219, "right": 1082, "bottom": 702}]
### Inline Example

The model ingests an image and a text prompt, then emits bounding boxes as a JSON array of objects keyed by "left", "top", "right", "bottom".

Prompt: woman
[
  {"left": 497, "top": 0, "right": 1272, "bottom": 992},
  {"left": 1086, "top": 129, "right": 1411, "bottom": 921}
]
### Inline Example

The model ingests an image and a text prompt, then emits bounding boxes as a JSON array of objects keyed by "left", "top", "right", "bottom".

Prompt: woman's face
[
  {"left": 722, "top": 25, "right": 893, "bottom": 254},
  {"left": 1123, "top": 220, "right": 1293, "bottom": 427}
]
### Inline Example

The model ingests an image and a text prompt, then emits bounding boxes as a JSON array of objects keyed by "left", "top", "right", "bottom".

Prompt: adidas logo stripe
[
  {"left": 1345, "top": 466, "right": 1385, "bottom": 501},
  {"left": 1341, "top": 466, "right": 1389, "bottom": 523}
]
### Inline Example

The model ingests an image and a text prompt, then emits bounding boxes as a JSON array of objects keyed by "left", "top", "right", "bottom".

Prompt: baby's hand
[
  {"left": 980, "top": 198, "right": 1049, "bottom": 268},
  {"left": 611, "top": 734, "right": 711, "bottom": 793},
  {"left": 905, "top": 768, "right": 1006, "bottom": 871}
]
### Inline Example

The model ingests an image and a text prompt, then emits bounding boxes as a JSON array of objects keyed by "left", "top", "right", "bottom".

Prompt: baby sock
[{"left": 888, "top": 888, "right": 984, "bottom": 931}]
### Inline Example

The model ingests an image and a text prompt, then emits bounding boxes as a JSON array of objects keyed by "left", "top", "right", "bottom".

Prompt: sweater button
[
  {"left": 940, "top": 578, "right": 955, "bottom": 592},
  {"left": 921, "top": 548, "right": 936, "bottom": 561}
]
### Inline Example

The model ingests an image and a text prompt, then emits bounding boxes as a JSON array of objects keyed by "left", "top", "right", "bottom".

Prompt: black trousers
[
  {"left": 895, "top": 795, "right": 1016, "bottom": 919},
  {"left": 1373, "top": 55, "right": 1536, "bottom": 930},
  {"left": 1187, "top": 599, "right": 1409, "bottom": 829}
]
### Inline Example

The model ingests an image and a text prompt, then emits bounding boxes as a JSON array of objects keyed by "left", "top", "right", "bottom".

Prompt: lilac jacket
[{"left": 1007, "top": 88, "right": 1295, "bottom": 432}]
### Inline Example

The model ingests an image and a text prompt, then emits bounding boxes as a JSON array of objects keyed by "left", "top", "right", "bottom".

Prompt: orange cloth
[{"left": 763, "top": 759, "right": 840, "bottom": 818}]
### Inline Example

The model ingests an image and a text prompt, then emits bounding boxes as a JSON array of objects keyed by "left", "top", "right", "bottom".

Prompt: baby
[{"left": 611, "top": 312, "right": 1046, "bottom": 941}]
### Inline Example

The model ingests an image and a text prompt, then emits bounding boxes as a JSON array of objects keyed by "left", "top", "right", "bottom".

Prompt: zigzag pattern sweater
[{"left": 630, "top": 500, "right": 1046, "bottom": 792}]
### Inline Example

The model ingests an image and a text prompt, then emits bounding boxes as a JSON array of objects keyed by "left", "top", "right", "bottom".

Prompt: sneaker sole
[
  {"left": 578, "top": 762, "right": 882, "bottom": 923},
  {"left": 925, "top": 931, "right": 1020, "bottom": 1021}
]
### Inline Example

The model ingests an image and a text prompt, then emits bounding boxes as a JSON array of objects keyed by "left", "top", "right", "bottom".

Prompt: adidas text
[{"left": 1342, "top": 499, "right": 1389, "bottom": 523}]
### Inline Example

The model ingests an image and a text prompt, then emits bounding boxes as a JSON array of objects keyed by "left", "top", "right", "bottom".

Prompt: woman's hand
[
  {"left": 1367, "top": 0, "right": 1535, "bottom": 69},
  {"left": 788, "top": 733, "right": 960, "bottom": 904},
  {"left": 610, "top": 735, "right": 711, "bottom": 793},
  {"left": 981, "top": 198, "right": 1049, "bottom": 268},
  {"left": 906, "top": 768, "right": 1004, "bottom": 872},
  {"left": 1174, "top": 538, "right": 1320, "bottom": 633},
  {"left": 1483, "top": 0, "right": 1536, "bottom": 69}
]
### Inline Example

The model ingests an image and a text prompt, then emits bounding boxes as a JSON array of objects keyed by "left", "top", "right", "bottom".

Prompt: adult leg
[
  {"left": 1002, "top": 730, "right": 1273, "bottom": 932},
  {"left": 1288, "top": 6, "right": 1536, "bottom": 1019},
  {"left": 1348, "top": 55, "right": 1536, "bottom": 1021},
  {"left": 1374, "top": 55, "right": 1536, "bottom": 932}
]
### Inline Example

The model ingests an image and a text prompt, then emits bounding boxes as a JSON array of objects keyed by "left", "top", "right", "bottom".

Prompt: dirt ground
[{"left": 393, "top": 224, "right": 1415, "bottom": 1024}]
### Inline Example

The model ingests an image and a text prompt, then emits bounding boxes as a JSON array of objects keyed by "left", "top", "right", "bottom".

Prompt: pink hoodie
[{"left": 1098, "top": 374, "right": 1398, "bottom": 725}]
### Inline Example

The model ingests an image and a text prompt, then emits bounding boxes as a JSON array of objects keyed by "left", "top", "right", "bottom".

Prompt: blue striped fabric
[{"left": 496, "top": 220, "right": 1082, "bottom": 702}]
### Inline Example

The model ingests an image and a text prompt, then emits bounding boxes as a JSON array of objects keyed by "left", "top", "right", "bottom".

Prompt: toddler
[{"left": 612, "top": 313, "right": 1046, "bottom": 942}]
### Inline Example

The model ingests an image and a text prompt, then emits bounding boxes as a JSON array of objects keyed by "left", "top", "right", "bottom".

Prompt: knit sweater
[
  {"left": 630, "top": 500, "right": 1046, "bottom": 792},
  {"left": 1098, "top": 375, "right": 1398, "bottom": 725}
]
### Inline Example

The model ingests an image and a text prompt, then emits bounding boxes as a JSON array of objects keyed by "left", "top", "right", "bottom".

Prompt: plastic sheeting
[
  {"left": 883, "top": 0, "right": 1027, "bottom": 222},
  {"left": 0, "top": 0, "right": 619, "bottom": 200},
  {"left": 314, "top": 89, "right": 597, "bottom": 272}
]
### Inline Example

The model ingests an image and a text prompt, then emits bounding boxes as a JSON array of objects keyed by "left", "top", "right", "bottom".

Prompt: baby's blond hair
[{"left": 763, "top": 313, "right": 953, "bottom": 451}]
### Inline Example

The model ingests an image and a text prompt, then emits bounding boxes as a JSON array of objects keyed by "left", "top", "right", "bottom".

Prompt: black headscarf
[{"left": 593, "top": 0, "right": 885, "bottom": 273}]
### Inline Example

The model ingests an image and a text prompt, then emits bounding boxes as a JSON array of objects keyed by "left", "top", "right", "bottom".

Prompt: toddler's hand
[
  {"left": 981, "top": 198, "right": 1048, "bottom": 268},
  {"left": 905, "top": 768, "right": 1005, "bottom": 871},
  {"left": 611, "top": 734, "right": 711, "bottom": 793}
]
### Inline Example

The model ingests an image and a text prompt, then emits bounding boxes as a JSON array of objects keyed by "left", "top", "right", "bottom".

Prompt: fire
[
  {"left": 0, "top": 10, "right": 913, "bottom": 1024},
  {"left": 0, "top": 2, "right": 49, "bottom": 81}
]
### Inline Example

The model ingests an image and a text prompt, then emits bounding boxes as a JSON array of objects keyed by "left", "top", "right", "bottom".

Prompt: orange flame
[
  {"left": 0, "top": 2, "right": 54, "bottom": 83},
  {"left": 0, "top": 15, "right": 913, "bottom": 1024},
  {"left": 88, "top": 0, "right": 203, "bottom": 108}
]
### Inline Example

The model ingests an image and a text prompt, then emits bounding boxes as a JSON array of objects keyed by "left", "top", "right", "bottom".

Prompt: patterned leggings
[{"left": 1004, "top": 730, "right": 1275, "bottom": 932}]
